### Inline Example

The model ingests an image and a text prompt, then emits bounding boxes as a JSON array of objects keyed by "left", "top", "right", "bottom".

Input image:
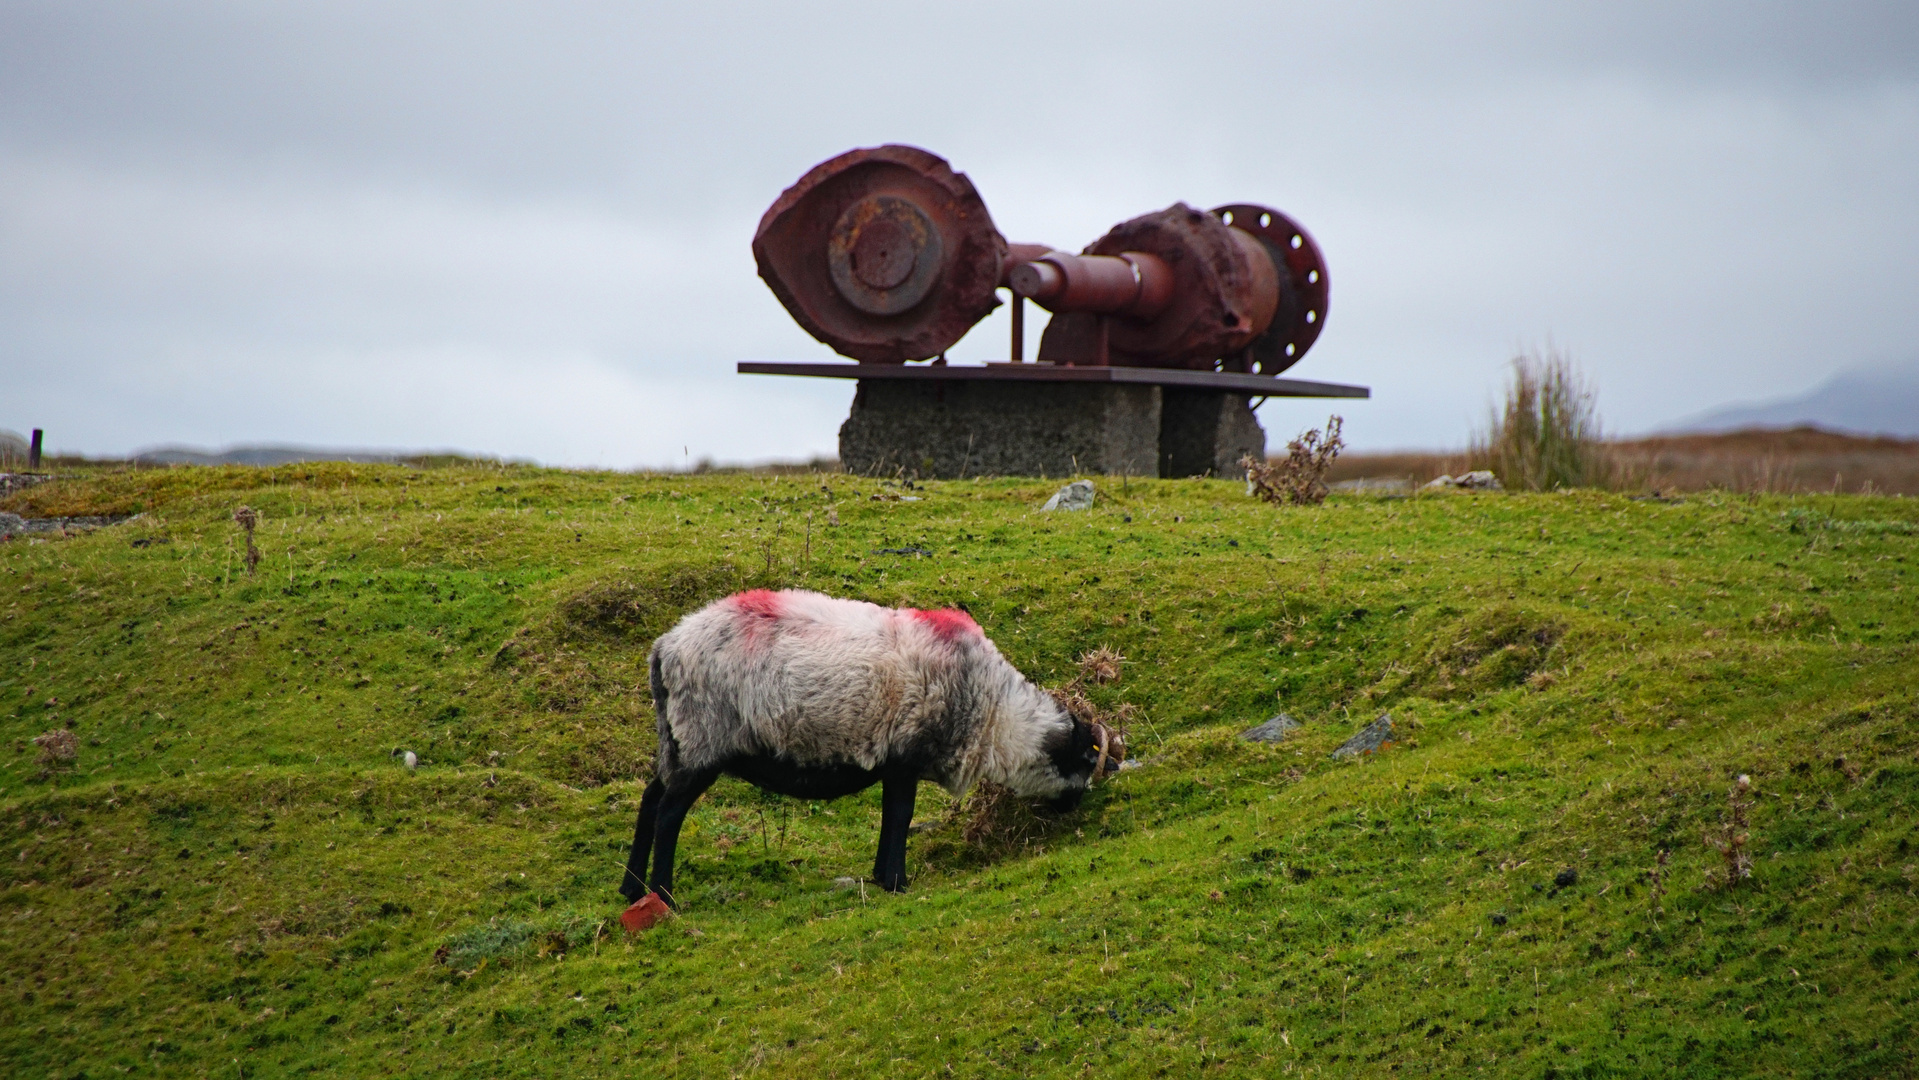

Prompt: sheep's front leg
[
  {"left": 618, "top": 777, "right": 666, "bottom": 902},
  {"left": 873, "top": 773, "right": 918, "bottom": 893},
  {"left": 649, "top": 769, "right": 719, "bottom": 909}
]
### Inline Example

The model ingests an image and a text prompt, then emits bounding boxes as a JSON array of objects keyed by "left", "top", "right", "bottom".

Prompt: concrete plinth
[
  {"left": 1159, "top": 390, "right": 1268, "bottom": 478},
  {"left": 838, "top": 379, "right": 1266, "bottom": 479},
  {"left": 840, "top": 379, "right": 1160, "bottom": 479}
]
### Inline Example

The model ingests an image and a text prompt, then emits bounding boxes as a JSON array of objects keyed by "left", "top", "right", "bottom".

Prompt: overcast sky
[{"left": 4, "top": 1, "right": 1916, "bottom": 466}]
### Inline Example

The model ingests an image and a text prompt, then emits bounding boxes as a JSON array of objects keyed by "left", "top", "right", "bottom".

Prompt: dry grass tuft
[
  {"left": 32, "top": 729, "right": 78, "bottom": 778},
  {"left": 956, "top": 782, "right": 1061, "bottom": 854}
]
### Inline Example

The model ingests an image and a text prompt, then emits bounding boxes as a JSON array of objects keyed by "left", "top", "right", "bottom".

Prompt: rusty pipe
[
  {"left": 1005, "top": 250, "right": 1174, "bottom": 319},
  {"left": 1000, "top": 242, "right": 1056, "bottom": 284}
]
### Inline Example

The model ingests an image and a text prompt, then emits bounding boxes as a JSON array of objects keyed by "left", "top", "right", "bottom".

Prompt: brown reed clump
[
  {"left": 1242, "top": 416, "right": 1344, "bottom": 506},
  {"left": 1470, "top": 346, "right": 1608, "bottom": 491},
  {"left": 233, "top": 506, "right": 261, "bottom": 575}
]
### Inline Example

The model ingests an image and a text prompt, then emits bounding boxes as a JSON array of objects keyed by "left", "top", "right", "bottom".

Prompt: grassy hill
[{"left": 2, "top": 465, "right": 1915, "bottom": 1078}]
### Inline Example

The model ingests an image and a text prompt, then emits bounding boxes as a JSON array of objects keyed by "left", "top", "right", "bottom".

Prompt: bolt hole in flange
[{"left": 1209, "top": 203, "right": 1330, "bottom": 376}]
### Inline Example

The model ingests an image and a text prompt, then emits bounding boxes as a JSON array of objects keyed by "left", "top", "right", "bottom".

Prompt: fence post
[{"left": 28, "top": 429, "right": 42, "bottom": 470}]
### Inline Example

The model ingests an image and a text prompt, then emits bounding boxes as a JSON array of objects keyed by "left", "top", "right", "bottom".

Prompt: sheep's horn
[{"left": 1092, "top": 723, "right": 1112, "bottom": 780}]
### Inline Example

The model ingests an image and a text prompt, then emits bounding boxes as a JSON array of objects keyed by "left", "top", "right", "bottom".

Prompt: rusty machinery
[{"left": 752, "top": 144, "right": 1329, "bottom": 375}]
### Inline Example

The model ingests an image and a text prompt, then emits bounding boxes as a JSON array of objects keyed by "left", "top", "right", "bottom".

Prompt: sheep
[{"left": 619, "top": 588, "right": 1123, "bottom": 907}]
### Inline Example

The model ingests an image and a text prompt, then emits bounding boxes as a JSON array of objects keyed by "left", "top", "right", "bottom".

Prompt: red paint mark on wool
[
  {"left": 731, "top": 589, "right": 784, "bottom": 620},
  {"left": 730, "top": 589, "right": 784, "bottom": 649},
  {"left": 908, "top": 607, "right": 980, "bottom": 642}
]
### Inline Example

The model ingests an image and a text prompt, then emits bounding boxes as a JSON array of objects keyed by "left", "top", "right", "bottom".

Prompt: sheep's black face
[{"left": 1040, "top": 717, "right": 1117, "bottom": 804}]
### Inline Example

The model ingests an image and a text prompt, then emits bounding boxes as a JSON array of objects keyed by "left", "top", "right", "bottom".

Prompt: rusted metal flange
[
  {"left": 1211, "top": 204, "right": 1329, "bottom": 375},
  {"left": 1037, "top": 203, "right": 1278, "bottom": 369},
  {"left": 753, "top": 145, "right": 1007, "bottom": 363}
]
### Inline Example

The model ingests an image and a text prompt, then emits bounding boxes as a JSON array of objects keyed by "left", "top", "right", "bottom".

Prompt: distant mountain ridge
[
  {"left": 133, "top": 445, "right": 488, "bottom": 466},
  {"left": 1666, "top": 362, "right": 1919, "bottom": 438}
]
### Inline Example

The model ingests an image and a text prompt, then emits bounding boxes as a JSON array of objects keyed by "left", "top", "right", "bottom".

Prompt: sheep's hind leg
[
  {"left": 873, "top": 773, "right": 918, "bottom": 893},
  {"left": 618, "top": 777, "right": 666, "bottom": 902},
  {"left": 648, "top": 768, "right": 719, "bottom": 909}
]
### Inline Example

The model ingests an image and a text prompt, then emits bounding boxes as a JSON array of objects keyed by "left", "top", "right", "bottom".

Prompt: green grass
[{"left": 2, "top": 464, "right": 1916, "bottom": 1078}]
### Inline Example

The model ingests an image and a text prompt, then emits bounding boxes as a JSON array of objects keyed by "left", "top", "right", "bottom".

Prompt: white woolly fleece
[{"left": 651, "top": 589, "right": 1079, "bottom": 799}]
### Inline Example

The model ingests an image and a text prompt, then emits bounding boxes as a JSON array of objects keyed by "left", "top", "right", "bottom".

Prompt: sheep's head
[
  {"left": 992, "top": 647, "right": 1131, "bottom": 810},
  {"left": 1029, "top": 695, "right": 1127, "bottom": 813}
]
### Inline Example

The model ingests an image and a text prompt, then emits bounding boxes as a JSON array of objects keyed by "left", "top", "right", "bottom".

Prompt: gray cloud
[{"left": 3, "top": 1, "right": 1915, "bottom": 462}]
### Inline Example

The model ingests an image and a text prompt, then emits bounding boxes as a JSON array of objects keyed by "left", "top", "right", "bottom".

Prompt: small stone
[
  {"left": 1331, "top": 478, "right": 1413, "bottom": 494},
  {"left": 1554, "top": 868, "right": 1578, "bottom": 889},
  {"left": 1241, "top": 713, "right": 1301, "bottom": 743},
  {"left": 832, "top": 876, "right": 861, "bottom": 891},
  {"left": 1331, "top": 714, "right": 1395, "bottom": 759},
  {"left": 1040, "top": 480, "right": 1096, "bottom": 512},
  {"left": 1422, "top": 471, "right": 1504, "bottom": 492}
]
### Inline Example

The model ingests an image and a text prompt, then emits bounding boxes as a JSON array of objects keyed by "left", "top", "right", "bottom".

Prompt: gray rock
[
  {"left": 1331, "top": 714, "right": 1397, "bottom": 759},
  {"left": 1241, "top": 713, "right": 1302, "bottom": 743},
  {"left": 1332, "top": 477, "right": 1414, "bottom": 494},
  {"left": 1422, "top": 471, "right": 1504, "bottom": 492},
  {"left": 0, "top": 511, "right": 140, "bottom": 538},
  {"left": 1041, "top": 479, "right": 1096, "bottom": 512},
  {"left": 831, "top": 876, "right": 862, "bottom": 891}
]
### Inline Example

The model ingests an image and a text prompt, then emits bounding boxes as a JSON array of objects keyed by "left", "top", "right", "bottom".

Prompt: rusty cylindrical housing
[
  {"left": 1030, "top": 203, "right": 1327, "bottom": 374},
  {"left": 1035, "top": 204, "right": 1275, "bottom": 369},
  {"left": 753, "top": 146, "right": 1006, "bottom": 363}
]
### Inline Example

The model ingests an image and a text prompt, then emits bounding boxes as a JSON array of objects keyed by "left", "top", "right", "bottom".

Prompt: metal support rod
[{"left": 1010, "top": 293, "right": 1024, "bottom": 362}]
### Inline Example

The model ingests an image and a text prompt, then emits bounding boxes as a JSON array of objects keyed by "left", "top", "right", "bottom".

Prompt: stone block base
[
  {"left": 1159, "top": 390, "right": 1268, "bottom": 478},
  {"left": 838, "top": 379, "right": 1265, "bottom": 479}
]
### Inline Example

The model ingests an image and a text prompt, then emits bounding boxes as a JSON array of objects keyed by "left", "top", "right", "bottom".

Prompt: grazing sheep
[{"left": 619, "top": 589, "right": 1122, "bottom": 907}]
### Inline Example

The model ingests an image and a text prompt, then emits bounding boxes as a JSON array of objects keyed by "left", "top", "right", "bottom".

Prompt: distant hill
[
  {"left": 132, "top": 444, "right": 493, "bottom": 466},
  {"left": 1667, "top": 361, "right": 1919, "bottom": 437}
]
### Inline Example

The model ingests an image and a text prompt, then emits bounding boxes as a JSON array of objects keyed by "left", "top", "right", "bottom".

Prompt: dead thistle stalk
[
  {"left": 1647, "top": 848, "right": 1669, "bottom": 920},
  {"left": 1705, "top": 774, "right": 1755, "bottom": 889},
  {"left": 1242, "top": 415, "right": 1344, "bottom": 506},
  {"left": 233, "top": 506, "right": 261, "bottom": 575}
]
